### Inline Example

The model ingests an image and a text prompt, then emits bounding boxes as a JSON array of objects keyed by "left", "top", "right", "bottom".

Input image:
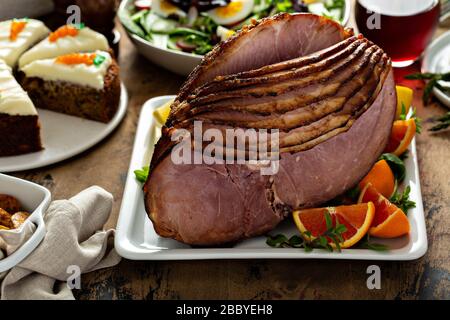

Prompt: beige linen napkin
[
  {"left": 0, "top": 223, "right": 35, "bottom": 258},
  {"left": 0, "top": 186, "right": 121, "bottom": 300}
]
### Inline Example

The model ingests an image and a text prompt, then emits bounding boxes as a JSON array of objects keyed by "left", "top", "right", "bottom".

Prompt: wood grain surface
[{"left": 12, "top": 2, "right": 450, "bottom": 300}]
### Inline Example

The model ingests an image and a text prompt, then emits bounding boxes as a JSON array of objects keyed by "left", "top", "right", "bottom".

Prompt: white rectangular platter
[{"left": 115, "top": 96, "right": 427, "bottom": 261}]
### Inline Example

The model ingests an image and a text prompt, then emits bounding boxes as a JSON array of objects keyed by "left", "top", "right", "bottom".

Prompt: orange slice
[
  {"left": 358, "top": 184, "right": 410, "bottom": 238},
  {"left": 359, "top": 159, "right": 395, "bottom": 198},
  {"left": 293, "top": 203, "right": 375, "bottom": 249},
  {"left": 384, "top": 119, "right": 416, "bottom": 156}
]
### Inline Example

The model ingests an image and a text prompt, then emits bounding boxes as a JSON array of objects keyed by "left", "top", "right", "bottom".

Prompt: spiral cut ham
[{"left": 144, "top": 13, "right": 397, "bottom": 245}]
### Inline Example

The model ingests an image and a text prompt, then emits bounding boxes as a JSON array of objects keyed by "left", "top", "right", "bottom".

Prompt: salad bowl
[{"left": 118, "top": 0, "right": 351, "bottom": 76}]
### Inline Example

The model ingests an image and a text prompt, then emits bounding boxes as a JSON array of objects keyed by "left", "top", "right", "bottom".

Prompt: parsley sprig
[
  {"left": 390, "top": 185, "right": 416, "bottom": 214},
  {"left": 399, "top": 103, "right": 422, "bottom": 134},
  {"left": 378, "top": 154, "right": 416, "bottom": 213}
]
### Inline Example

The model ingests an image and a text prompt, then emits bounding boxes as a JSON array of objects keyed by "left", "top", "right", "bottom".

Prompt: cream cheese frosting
[
  {"left": 0, "top": 19, "right": 50, "bottom": 68},
  {"left": 21, "top": 51, "right": 113, "bottom": 90},
  {"left": 0, "top": 59, "right": 37, "bottom": 115},
  {"left": 19, "top": 27, "right": 109, "bottom": 69}
]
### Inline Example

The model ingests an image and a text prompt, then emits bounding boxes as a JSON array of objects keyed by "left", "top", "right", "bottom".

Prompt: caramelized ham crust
[{"left": 144, "top": 13, "right": 396, "bottom": 245}]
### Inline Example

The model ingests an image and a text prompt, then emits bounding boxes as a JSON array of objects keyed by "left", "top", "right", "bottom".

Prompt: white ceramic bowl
[
  {"left": 0, "top": 174, "right": 51, "bottom": 272},
  {"left": 118, "top": 0, "right": 351, "bottom": 76},
  {"left": 422, "top": 31, "right": 450, "bottom": 108}
]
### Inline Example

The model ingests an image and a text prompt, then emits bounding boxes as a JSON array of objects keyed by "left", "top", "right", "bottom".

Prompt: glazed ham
[{"left": 144, "top": 13, "right": 397, "bottom": 245}]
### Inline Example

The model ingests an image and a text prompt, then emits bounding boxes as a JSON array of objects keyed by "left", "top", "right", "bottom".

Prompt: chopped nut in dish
[{"left": 0, "top": 194, "right": 31, "bottom": 230}]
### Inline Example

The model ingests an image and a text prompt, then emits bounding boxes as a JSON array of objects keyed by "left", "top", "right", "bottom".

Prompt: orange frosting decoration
[
  {"left": 9, "top": 20, "right": 27, "bottom": 41},
  {"left": 55, "top": 53, "right": 96, "bottom": 66},
  {"left": 48, "top": 25, "right": 79, "bottom": 42}
]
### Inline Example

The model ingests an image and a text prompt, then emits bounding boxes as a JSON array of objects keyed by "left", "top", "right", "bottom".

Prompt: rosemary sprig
[
  {"left": 430, "top": 112, "right": 450, "bottom": 132},
  {"left": 405, "top": 72, "right": 450, "bottom": 105}
]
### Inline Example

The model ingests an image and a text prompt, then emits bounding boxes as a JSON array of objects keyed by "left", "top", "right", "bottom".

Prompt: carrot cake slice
[
  {"left": 0, "top": 59, "right": 42, "bottom": 156},
  {"left": 18, "top": 25, "right": 109, "bottom": 69},
  {"left": 20, "top": 51, "right": 120, "bottom": 123},
  {"left": 0, "top": 19, "right": 50, "bottom": 68}
]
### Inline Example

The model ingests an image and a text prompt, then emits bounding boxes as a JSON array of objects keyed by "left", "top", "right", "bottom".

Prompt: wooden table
[{"left": 14, "top": 9, "right": 450, "bottom": 300}]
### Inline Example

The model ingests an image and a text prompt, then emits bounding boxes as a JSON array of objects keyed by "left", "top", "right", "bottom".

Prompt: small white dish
[
  {"left": 422, "top": 31, "right": 450, "bottom": 108},
  {"left": 118, "top": 0, "right": 351, "bottom": 76},
  {"left": 115, "top": 96, "right": 427, "bottom": 261},
  {"left": 0, "top": 173, "right": 51, "bottom": 273},
  {"left": 0, "top": 84, "right": 128, "bottom": 173}
]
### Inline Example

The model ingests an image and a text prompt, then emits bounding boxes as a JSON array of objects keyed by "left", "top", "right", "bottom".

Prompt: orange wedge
[
  {"left": 358, "top": 184, "right": 410, "bottom": 238},
  {"left": 293, "top": 203, "right": 375, "bottom": 249},
  {"left": 359, "top": 159, "right": 395, "bottom": 198},
  {"left": 384, "top": 119, "right": 416, "bottom": 156}
]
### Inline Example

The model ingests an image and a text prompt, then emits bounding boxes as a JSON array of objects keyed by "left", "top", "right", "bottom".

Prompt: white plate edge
[{"left": 422, "top": 30, "right": 450, "bottom": 108}]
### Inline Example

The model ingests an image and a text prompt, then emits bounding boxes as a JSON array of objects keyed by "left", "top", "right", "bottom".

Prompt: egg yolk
[
  {"left": 216, "top": 1, "right": 244, "bottom": 18},
  {"left": 160, "top": 0, "right": 180, "bottom": 14}
]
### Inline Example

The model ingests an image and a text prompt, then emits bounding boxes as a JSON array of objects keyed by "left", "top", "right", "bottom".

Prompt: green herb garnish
[
  {"left": 399, "top": 102, "right": 408, "bottom": 120},
  {"left": 390, "top": 185, "right": 416, "bottom": 214},
  {"left": 411, "top": 108, "right": 422, "bottom": 133},
  {"left": 14, "top": 17, "right": 29, "bottom": 23},
  {"left": 379, "top": 153, "right": 406, "bottom": 182},
  {"left": 72, "top": 22, "right": 85, "bottom": 30},
  {"left": 430, "top": 111, "right": 450, "bottom": 132},
  {"left": 134, "top": 166, "right": 150, "bottom": 183},
  {"left": 399, "top": 103, "right": 422, "bottom": 134},
  {"left": 93, "top": 54, "right": 106, "bottom": 66},
  {"left": 357, "top": 235, "right": 389, "bottom": 251},
  {"left": 405, "top": 72, "right": 450, "bottom": 105}
]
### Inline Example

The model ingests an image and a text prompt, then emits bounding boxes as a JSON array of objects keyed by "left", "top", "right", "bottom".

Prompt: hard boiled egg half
[
  {"left": 152, "top": 0, "right": 187, "bottom": 18},
  {"left": 208, "top": 0, "right": 254, "bottom": 26}
]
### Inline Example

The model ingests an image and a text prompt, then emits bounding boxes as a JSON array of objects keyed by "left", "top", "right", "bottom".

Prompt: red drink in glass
[{"left": 355, "top": 0, "right": 441, "bottom": 67}]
